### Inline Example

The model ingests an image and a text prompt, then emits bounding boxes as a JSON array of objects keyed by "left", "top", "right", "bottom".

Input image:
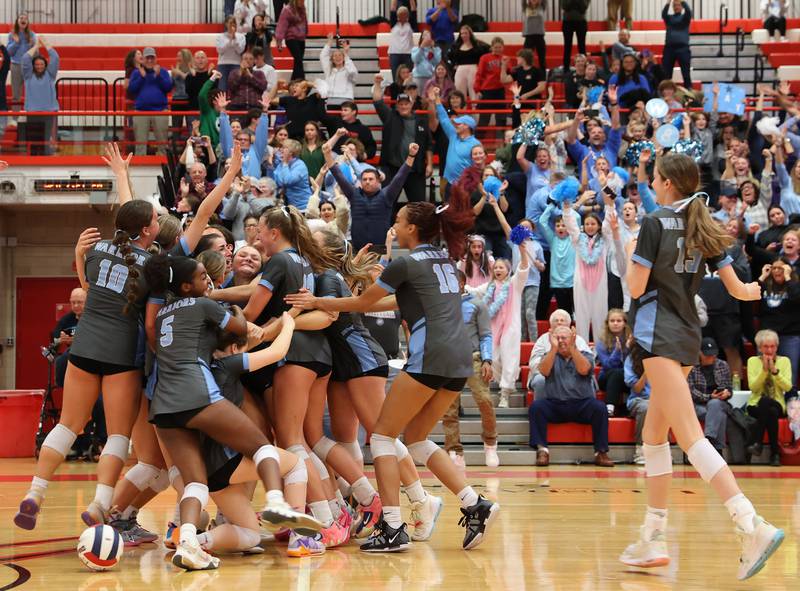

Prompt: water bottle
[{"left": 732, "top": 373, "right": 741, "bottom": 391}]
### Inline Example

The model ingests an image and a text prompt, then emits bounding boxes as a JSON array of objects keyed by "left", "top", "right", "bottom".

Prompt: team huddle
[{"left": 12, "top": 143, "right": 785, "bottom": 579}]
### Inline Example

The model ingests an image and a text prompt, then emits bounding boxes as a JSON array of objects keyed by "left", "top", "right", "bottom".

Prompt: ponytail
[
  {"left": 316, "top": 228, "right": 378, "bottom": 289},
  {"left": 262, "top": 205, "right": 339, "bottom": 272},
  {"left": 405, "top": 184, "right": 475, "bottom": 262},
  {"left": 685, "top": 197, "right": 733, "bottom": 259},
  {"left": 143, "top": 254, "right": 198, "bottom": 300},
  {"left": 112, "top": 229, "right": 141, "bottom": 315},
  {"left": 113, "top": 200, "right": 155, "bottom": 314}
]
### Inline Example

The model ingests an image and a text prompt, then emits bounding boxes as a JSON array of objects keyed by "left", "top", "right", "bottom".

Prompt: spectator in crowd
[
  {"left": 249, "top": 177, "right": 279, "bottom": 216},
  {"left": 512, "top": 219, "right": 546, "bottom": 342},
  {"left": 374, "top": 76, "right": 433, "bottom": 204},
  {"left": 198, "top": 70, "right": 224, "bottom": 149},
  {"left": 227, "top": 50, "right": 267, "bottom": 111},
  {"left": 596, "top": 308, "right": 632, "bottom": 416},
  {"left": 246, "top": 12, "right": 274, "bottom": 64},
  {"left": 521, "top": 0, "right": 546, "bottom": 71},
  {"left": 185, "top": 51, "right": 212, "bottom": 129},
  {"left": 390, "top": 0, "right": 419, "bottom": 31},
  {"left": 276, "top": 0, "right": 308, "bottom": 80},
  {"left": 51, "top": 287, "right": 87, "bottom": 387},
  {"left": 459, "top": 235, "right": 494, "bottom": 289},
  {"left": 470, "top": 170, "right": 511, "bottom": 258},
  {"left": 7, "top": 12, "right": 36, "bottom": 117},
  {"left": 444, "top": 270, "right": 498, "bottom": 470},
  {"left": 22, "top": 36, "right": 59, "bottom": 155},
  {"left": 273, "top": 138, "right": 311, "bottom": 210},
  {"left": 639, "top": 47, "right": 664, "bottom": 88},
  {"left": 426, "top": 0, "right": 458, "bottom": 57},
  {"left": 608, "top": 0, "right": 633, "bottom": 30},
  {"left": 216, "top": 16, "right": 246, "bottom": 92},
  {"left": 323, "top": 130, "right": 417, "bottom": 250},
  {"left": 386, "top": 63, "right": 413, "bottom": 100},
  {"left": 566, "top": 88, "right": 623, "bottom": 173},
  {"left": 330, "top": 101, "right": 377, "bottom": 160},
  {"left": 747, "top": 329, "right": 792, "bottom": 466},
  {"left": 251, "top": 47, "right": 277, "bottom": 92},
  {"left": 528, "top": 325, "right": 614, "bottom": 467},
  {"left": 306, "top": 183, "right": 350, "bottom": 236},
  {"left": 539, "top": 201, "right": 579, "bottom": 315},
  {"left": 528, "top": 309, "right": 592, "bottom": 397},
  {"left": 423, "top": 62, "right": 455, "bottom": 105},
  {"left": 624, "top": 352, "right": 649, "bottom": 464},
  {"left": 170, "top": 49, "right": 194, "bottom": 137},
  {"left": 611, "top": 29, "right": 636, "bottom": 61},
  {"left": 687, "top": 337, "right": 749, "bottom": 463},
  {"left": 474, "top": 37, "right": 509, "bottom": 132},
  {"left": 388, "top": 6, "right": 415, "bottom": 74},
  {"left": 758, "top": 260, "right": 800, "bottom": 388},
  {"left": 233, "top": 0, "right": 260, "bottom": 33},
  {"left": 179, "top": 161, "right": 217, "bottom": 202},
  {"left": 505, "top": 49, "right": 547, "bottom": 107},
  {"left": 273, "top": 0, "right": 287, "bottom": 22},
  {"left": 448, "top": 25, "right": 488, "bottom": 104},
  {"left": 222, "top": 177, "right": 258, "bottom": 241},
  {"left": 218, "top": 94, "right": 269, "bottom": 179},
  {"left": 609, "top": 54, "right": 652, "bottom": 109},
  {"left": 773, "top": 143, "right": 800, "bottom": 219},
  {"left": 123, "top": 49, "right": 143, "bottom": 101},
  {"left": 661, "top": 0, "right": 693, "bottom": 87},
  {"left": 562, "top": 0, "right": 590, "bottom": 71},
  {"left": 412, "top": 31, "right": 441, "bottom": 91},
  {"left": 762, "top": 0, "right": 789, "bottom": 43},
  {"left": 299, "top": 120, "right": 325, "bottom": 179},
  {"left": 320, "top": 34, "right": 358, "bottom": 107},
  {"left": 428, "top": 86, "right": 481, "bottom": 189},
  {"left": 179, "top": 123, "right": 217, "bottom": 172},
  {"left": 264, "top": 79, "right": 329, "bottom": 140}
]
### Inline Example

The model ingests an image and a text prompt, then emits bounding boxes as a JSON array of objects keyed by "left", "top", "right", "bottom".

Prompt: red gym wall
[{"left": 15, "top": 277, "right": 80, "bottom": 390}]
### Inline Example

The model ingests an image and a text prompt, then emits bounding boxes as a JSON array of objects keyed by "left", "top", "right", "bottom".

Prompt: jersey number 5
[
  {"left": 160, "top": 315, "right": 174, "bottom": 348},
  {"left": 96, "top": 259, "right": 129, "bottom": 293},
  {"left": 674, "top": 237, "right": 701, "bottom": 274},
  {"left": 432, "top": 263, "right": 459, "bottom": 294}
]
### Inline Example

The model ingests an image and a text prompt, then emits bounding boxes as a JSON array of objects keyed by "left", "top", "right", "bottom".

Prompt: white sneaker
[
  {"left": 619, "top": 527, "right": 669, "bottom": 568},
  {"left": 607, "top": 404, "right": 615, "bottom": 416},
  {"left": 262, "top": 499, "right": 323, "bottom": 536},
  {"left": 736, "top": 516, "right": 785, "bottom": 580},
  {"left": 633, "top": 445, "right": 645, "bottom": 465},
  {"left": 172, "top": 540, "right": 220, "bottom": 570},
  {"left": 484, "top": 444, "right": 500, "bottom": 468},
  {"left": 410, "top": 494, "right": 444, "bottom": 541},
  {"left": 449, "top": 451, "right": 466, "bottom": 473},
  {"left": 498, "top": 391, "right": 510, "bottom": 408}
]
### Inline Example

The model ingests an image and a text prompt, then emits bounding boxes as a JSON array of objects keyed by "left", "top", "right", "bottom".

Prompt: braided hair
[{"left": 113, "top": 200, "right": 154, "bottom": 314}]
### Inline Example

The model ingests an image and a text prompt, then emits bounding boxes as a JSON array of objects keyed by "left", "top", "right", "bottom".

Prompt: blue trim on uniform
[
  {"left": 379, "top": 257, "right": 390, "bottom": 267},
  {"left": 406, "top": 318, "right": 427, "bottom": 373},
  {"left": 219, "top": 311, "right": 231, "bottom": 329},
  {"left": 259, "top": 278, "right": 275, "bottom": 291},
  {"left": 242, "top": 353, "right": 250, "bottom": 372},
  {"left": 148, "top": 296, "right": 166, "bottom": 305},
  {"left": 716, "top": 254, "right": 733, "bottom": 269},
  {"left": 479, "top": 335, "right": 492, "bottom": 361},
  {"left": 199, "top": 359, "right": 224, "bottom": 404},
  {"left": 223, "top": 445, "right": 238, "bottom": 459},
  {"left": 145, "top": 359, "right": 158, "bottom": 400},
  {"left": 221, "top": 273, "right": 234, "bottom": 288},
  {"left": 631, "top": 253, "right": 653, "bottom": 269},
  {"left": 638, "top": 289, "right": 658, "bottom": 305},
  {"left": 634, "top": 291, "right": 658, "bottom": 352},
  {"left": 375, "top": 278, "right": 396, "bottom": 294},
  {"left": 461, "top": 299, "right": 476, "bottom": 323},
  {"left": 179, "top": 236, "right": 191, "bottom": 256},
  {"left": 344, "top": 329, "right": 380, "bottom": 373}
]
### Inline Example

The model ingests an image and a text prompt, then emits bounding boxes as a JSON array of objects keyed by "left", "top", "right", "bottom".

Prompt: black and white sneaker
[
  {"left": 359, "top": 518, "right": 410, "bottom": 553},
  {"left": 459, "top": 496, "right": 500, "bottom": 550}
]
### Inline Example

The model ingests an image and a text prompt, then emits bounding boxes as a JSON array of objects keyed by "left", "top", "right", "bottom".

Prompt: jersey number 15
[{"left": 674, "top": 237, "right": 701, "bottom": 274}]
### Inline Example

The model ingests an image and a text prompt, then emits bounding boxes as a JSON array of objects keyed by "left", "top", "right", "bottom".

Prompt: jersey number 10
[
  {"left": 96, "top": 259, "right": 129, "bottom": 293},
  {"left": 432, "top": 263, "right": 459, "bottom": 294},
  {"left": 674, "top": 237, "right": 701, "bottom": 274}
]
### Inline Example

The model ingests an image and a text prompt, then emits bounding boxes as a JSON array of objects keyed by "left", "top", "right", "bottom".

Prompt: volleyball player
[
  {"left": 620, "top": 153, "right": 784, "bottom": 580},
  {"left": 15, "top": 199, "right": 159, "bottom": 531},
  {"left": 286, "top": 197, "right": 500, "bottom": 553}
]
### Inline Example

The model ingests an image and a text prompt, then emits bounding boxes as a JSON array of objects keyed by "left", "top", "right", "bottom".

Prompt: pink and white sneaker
[{"left": 353, "top": 494, "right": 382, "bottom": 539}]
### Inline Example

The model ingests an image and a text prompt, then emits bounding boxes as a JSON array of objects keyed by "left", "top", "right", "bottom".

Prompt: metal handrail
[
  {"left": 752, "top": 54, "right": 766, "bottom": 96},
  {"left": 733, "top": 27, "right": 744, "bottom": 83},
  {"left": 717, "top": 3, "right": 729, "bottom": 57}
]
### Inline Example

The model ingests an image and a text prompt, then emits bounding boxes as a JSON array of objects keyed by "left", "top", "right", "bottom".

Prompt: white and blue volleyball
[{"left": 77, "top": 524, "right": 123, "bottom": 571}]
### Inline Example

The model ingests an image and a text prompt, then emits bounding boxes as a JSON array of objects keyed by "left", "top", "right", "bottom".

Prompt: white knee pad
[
  {"left": 232, "top": 524, "right": 261, "bottom": 550},
  {"left": 309, "top": 451, "right": 330, "bottom": 480},
  {"left": 150, "top": 469, "right": 170, "bottom": 493},
  {"left": 124, "top": 462, "right": 161, "bottom": 491},
  {"left": 181, "top": 482, "right": 210, "bottom": 509},
  {"left": 369, "top": 433, "right": 398, "bottom": 459},
  {"left": 168, "top": 465, "right": 182, "bottom": 486},
  {"left": 643, "top": 442, "right": 673, "bottom": 478},
  {"left": 287, "top": 444, "right": 310, "bottom": 462},
  {"left": 100, "top": 434, "right": 130, "bottom": 461},
  {"left": 42, "top": 424, "right": 77, "bottom": 457},
  {"left": 407, "top": 440, "right": 439, "bottom": 466},
  {"left": 253, "top": 444, "right": 279, "bottom": 467},
  {"left": 284, "top": 457, "right": 308, "bottom": 486},
  {"left": 312, "top": 436, "right": 337, "bottom": 463},
  {"left": 687, "top": 438, "right": 727, "bottom": 483},
  {"left": 395, "top": 439, "right": 410, "bottom": 461},
  {"left": 339, "top": 440, "right": 364, "bottom": 463}
]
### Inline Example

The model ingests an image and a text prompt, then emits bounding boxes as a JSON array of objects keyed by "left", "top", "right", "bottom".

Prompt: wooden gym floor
[{"left": 0, "top": 459, "right": 797, "bottom": 590}]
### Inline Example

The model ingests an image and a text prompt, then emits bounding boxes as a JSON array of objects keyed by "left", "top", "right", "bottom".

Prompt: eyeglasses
[{"left": 245, "top": 223, "right": 258, "bottom": 228}]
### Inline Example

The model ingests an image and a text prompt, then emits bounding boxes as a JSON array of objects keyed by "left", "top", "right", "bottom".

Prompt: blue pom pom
[
  {"left": 611, "top": 166, "right": 630, "bottom": 185},
  {"left": 510, "top": 224, "right": 534, "bottom": 246},
  {"left": 550, "top": 176, "right": 580, "bottom": 204},
  {"left": 483, "top": 175, "right": 502, "bottom": 197},
  {"left": 587, "top": 86, "right": 603, "bottom": 105}
]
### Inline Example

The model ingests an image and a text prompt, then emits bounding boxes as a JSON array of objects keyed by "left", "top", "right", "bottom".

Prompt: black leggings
[
  {"left": 748, "top": 397, "right": 784, "bottom": 454},
  {"left": 286, "top": 39, "right": 306, "bottom": 80},
  {"left": 551, "top": 287, "right": 574, "bottom": 316},
  {"left": 598, "top": 368, "right": 628, "bottom": 409},
  {"left": 562, "top": 20, "right": 587, "bottom": 70},
  {"left": 765, "top": 16, "right": 787, "bottom": 37},
  {"left": 524, "top": 34, "right": 547, "bottom": 71}
]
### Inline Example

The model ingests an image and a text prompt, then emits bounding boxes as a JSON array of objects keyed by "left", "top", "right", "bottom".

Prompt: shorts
[
  {"left": 69, "top": 354, "right": 138, "bottom": 376},
  {"left": 630, "top": 342, "right": 656, "bottom": 372},
  {"left": 331, "top": 365, "right": 390, "bottom": 383},
  {"left": 208, "top": 454, "right": 243, "bottom": 493},
  {"left": 705, "top": 313, "right": 742, "bottom": 350},
  {"left": 282, "top": 360, "right": 331, "bottom": 378},
  {"left": 151, "top": 406, "right": 207, "bottom": 429},
  {"left": 240, "top": 364, "right": 275, "bottom": 396},
  {"left": 406, "top": 372, "right": 467, "bottom": 392}
]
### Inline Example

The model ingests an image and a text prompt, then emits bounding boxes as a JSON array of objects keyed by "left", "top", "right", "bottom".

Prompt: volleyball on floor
[{"left": 77, "top": 525, "right": 123, "bottom": 571}]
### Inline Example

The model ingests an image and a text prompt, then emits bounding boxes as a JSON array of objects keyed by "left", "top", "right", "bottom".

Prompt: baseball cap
[
  {"left": 720, "top": 183, "right": 738, "bottom": 197},
  {"left": 453, "top": 115, "right": 477, "bottom": 129},
  {"left": 403, "top": 81, "right": 418, "bottom": 89},
  {"left": 701, "top": 337, "right": 719, "bottom": 356},
  {"left": 396, "top": 93, "right": 412, "bottom": 103},
  {"left": 143, "top": 47, "right": 156, "bottom": 58}
]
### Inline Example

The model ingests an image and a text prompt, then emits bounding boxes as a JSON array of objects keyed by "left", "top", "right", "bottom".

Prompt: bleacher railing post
[{"left": 717, "top": 4, "right": 728, "bottom": 58}]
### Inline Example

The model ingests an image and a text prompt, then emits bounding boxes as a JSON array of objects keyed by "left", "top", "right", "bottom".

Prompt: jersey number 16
[{"left": 432, "top": 263, "right": 459, "bottom": 294}]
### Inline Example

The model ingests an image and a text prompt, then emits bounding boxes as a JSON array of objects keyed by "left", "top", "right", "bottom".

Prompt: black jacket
[
  {"left": 373, "top": 99, "right": 431, "bottom": 174},
  {"left": 330, "top": 117, "right": 378, "bottom": 160}
]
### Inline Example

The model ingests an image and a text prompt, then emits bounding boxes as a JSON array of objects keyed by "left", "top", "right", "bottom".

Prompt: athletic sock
[
  {"left": 121, "top": 506, "right": 137, "bottom": 520},
  {"left": 383, "top": 506, "right": 402, "bottom": 529},
  {"left": 351, "top": 476, "right": 377, "bottom": 506},
  {"left": 643, "top": 506, "right": 668, "bottom": 540},
  {"left": 93, "top": 484, "right": 114, "bottom": 510},
  {"left": 329, "top": 499, "right": 343, "bottom": 520},
  {"left": 266, "top": 489, "right": 285, "bottom": 506},
  {"left": 196, "top": 530, "right": 213, "bottom": 549},
  {"left": 725, "top": 493, "right": 757, "bottom": 534},
  {"left": 403, "top": 480, "right": 426, "bottom": 504},
  {"left": 336, "top": 476, "right": 351, "bottom": 498},
  {"left": 457, "top": 486, "right": 479, "bottom": 510},
  {"left": 309, "top": 500, "right": 334, "bottom": 528},
  {"left": 179, "top": 523, "right": 198, "bottom": 546}
]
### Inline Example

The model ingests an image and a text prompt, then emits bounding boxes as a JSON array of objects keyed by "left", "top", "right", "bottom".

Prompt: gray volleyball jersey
[
  {"left": 150, "top": 297, "right": 232, "bottom": 416},
  {"left": 203, "top": 353, "right": 249, "bottom": 475},
  {"left": 629, "top": 203, "right": 732, "bottom": 366},
  {"left": 257, "top": 248, "right": 331, "bottom": 365},
  {"left": 70, "top": 239, "right": 150, "bottom": 366},
  {"left": 377, "top": 244, "right": 472, "bottom": 378}
]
